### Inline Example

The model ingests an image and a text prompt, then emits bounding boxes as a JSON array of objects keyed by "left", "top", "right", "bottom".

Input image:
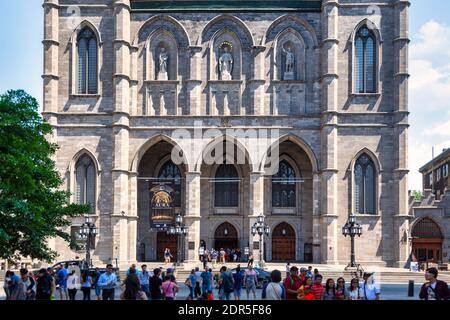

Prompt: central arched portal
[
  {"left": 272, "top": 223, "right": 296, "bottom": 261},
  {"left": 412, "top": 218, "right": 444, "bottom": 263},
  {"left": 214, "top": 223, "right": 238, "bottom": 250}
]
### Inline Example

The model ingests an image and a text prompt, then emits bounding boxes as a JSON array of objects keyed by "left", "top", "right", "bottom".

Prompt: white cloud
[
  {"left": 410, "top": 20, "right": 450, "bottom": 62},
  {"left": 424, "top": 120, "right": 450, "bottom": 137}
]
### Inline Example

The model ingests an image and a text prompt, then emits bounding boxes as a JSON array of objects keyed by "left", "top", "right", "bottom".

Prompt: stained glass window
[
  {"left": 354, "top": 154, "right": 376, "bottom": 214},
  {"left": 158, "top": 161, "right": 182, "bottom": 207},
  {"left": 272, "top": 160, "right": 296, "bottom": 208},
  {"left": 355, "top": 26, "right": 376, "bottom": 93}
]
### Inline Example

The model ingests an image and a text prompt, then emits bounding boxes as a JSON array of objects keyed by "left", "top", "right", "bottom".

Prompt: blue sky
[{"left": 1, "top": 0, "right": 450, "bottom": 191}]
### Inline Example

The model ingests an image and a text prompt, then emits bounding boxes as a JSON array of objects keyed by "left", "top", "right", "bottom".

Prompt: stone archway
[
  {"left": 272, "top": 222, "right": 296, "bottom": 261},
  {"left": 412, "top": 218, "right": 444, "bottom": 263},
  {"left": 214, "top": 222, "right": 238, "bottom": 251}
]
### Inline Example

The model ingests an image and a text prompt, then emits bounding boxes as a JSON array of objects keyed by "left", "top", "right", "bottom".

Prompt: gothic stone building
[{"left": 43, "top": 0, "right": 411, "bottom": 267}]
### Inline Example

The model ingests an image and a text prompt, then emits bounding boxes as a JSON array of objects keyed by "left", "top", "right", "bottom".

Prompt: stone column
[
  {"left": 187, "top": 46, "right": 202, "bottom": 116},
  {"left": 111, "top": 0, "right": 133, "bottom": 268},
  {"left": 319, "top": 0, "right": 340, "bottom": 264},
  {"left": 251, "top": 46, "right": 266, "bottom": 115},
  {"left": 184, "top": 172, "right": 202, "bottom": 262},
  {"left": 249, "top": 172, "right": 265, "bottom": 261},
  {"left": 393, "top": 0, "right": 411, "bottom": 268}
]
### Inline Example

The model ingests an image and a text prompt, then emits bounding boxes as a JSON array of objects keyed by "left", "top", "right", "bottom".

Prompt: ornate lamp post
[
  {"left": 342, "top": 215, "right": 363, "bottom": 271},
  {"left": 167, "top": 214, "right": 188, "bottom": 267},
  {"left": 78, "top": 216, "right": 97, "bottom": 268},
  {"left": 251, "top": 215, "right": 270, "bottom": 268}
]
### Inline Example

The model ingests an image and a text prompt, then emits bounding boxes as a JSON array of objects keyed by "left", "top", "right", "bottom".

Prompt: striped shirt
[{"left": 311, "top": 284, "right": 324, "bottom": 300}]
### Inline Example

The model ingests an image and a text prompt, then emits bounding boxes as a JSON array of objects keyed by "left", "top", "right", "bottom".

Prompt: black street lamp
[
  {"left": 167, "top": 214, "right": 188, "bottom": 267},
  {"left": 342, "top": 215, "right": 363, "bottom": 270},
  {"left": 251, "top": 215, "right": 270, "bottom": 269},
  {"left": 78, "top": 216, "right": 97, "bottom": 268}
]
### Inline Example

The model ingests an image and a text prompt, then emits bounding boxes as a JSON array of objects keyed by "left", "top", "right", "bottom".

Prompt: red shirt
[
  {"left": 311, "top": 284, "right": 324, "bottom": 300},
  {"left": 283, "top": 276, "right": 303, "bottom": 300}
]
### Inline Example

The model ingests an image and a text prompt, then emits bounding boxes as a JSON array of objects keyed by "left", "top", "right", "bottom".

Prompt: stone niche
[
  {"left": 271, "top": 81, "right": 306, "bottom": 115},
  {"left": 208, "top": 80, "right": 243, "bottom": 116},
  {"left": 145, "top": 80, "right": 181, "bottom": 116}
]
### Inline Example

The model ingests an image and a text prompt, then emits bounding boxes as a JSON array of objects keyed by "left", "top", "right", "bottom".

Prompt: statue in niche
[
  {"left": 157, "top": 47, "right": 169, "bottom": 80},
  {"left": 219, "top": 46, "right": 233, "bottom": 80},
  {"left": 282, "top": 44, "right": 295, "bottom": 80}
]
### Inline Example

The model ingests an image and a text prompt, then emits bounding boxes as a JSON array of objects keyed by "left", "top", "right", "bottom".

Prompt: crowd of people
[{"left": 2, "top": 263, "right": 449, "bottom": 300}]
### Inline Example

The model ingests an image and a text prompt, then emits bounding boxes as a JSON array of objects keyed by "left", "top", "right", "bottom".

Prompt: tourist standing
[
  {"left": 80, "top": 270, "right": 92, "bottom": 300},
  {"left": 299, "top": 267, "right": 308, "bottom": 284},
  {"left": 285, "top": 263, "right": 291, "bottom": 279},
  {"left": 11, "top": 268, "right": 35, "bottom": 300},
  {"left": 307, "top": 266, "right": 313, "bottom": 279},
  {"left": 149, "top": 268, "right": 163, "bottom": 300},
  {"left": 348, "top": 278, "right": 361, "bottom": 300},
  {"left": 3, "top": 271, "right": 12, "bottom": 300},
  {"left": 262, "top": 270, "right": 286, "bottom": 300},
  {"left": 164, "top": 248, "right": 173, "bottom": 265},
  {"left": 311, "top": 274, "right": 324, "bottom": 300},
  {"left": 56, "top": 264, "right": 68, "bottom": 300},
  {"left": 244, "top": 265, "right": 258, "bottom": 300},
  {"left": 185, "top": 269, "right": 197, "bottom": 300},
  {"left": 218, "top": 266, "right": 234, "bottom": 301},
  {"left": 219, "top": 248, "right": 226, "bottom": 263},
  {"left": 98, "top": 264, "right": 117, "bottom": 300},
  {"left": 419, "top": 267, "right": 450, "bottom": 300},
  {"left": 194, "top": 267, "right": 202, "bottom": 298},
  {"left": 247, "top": 254, "right": 254, "bottom": 268},
  {"left": 360, "top": 272, "right": 381, "bottom": 300},
  {"left": 323, "top": 278, "right": 336, "bottom": 300},
  {"left": 67, "top": 269, "right": 79, "bottom": 300},
  {"left": 121, "top": 274, "right": 147, "bottom": 300},
  {"left": 139, "top": 265, "right": 150, "bottom": 298},
  {"left": 162, "top": 276, "right": 179, "bottom": 300},
  {"left": 92, "top": 268, "right": 102, "bottom": 300},
  {"left": 283, "top": 266, "right": 302, "bottom": 300},
  {"left": 335, "top": 277, "right": 348, "bottom": 300},
  {"left": 297, "top": 277, "right": 315, "bottom": 300},
  {"left": 7, "top": 271, "right": 20, "bottom": 300},
  {"left": 35, "top": 268, "right": 53, "bottom": 300},
  {"left": 200, "top": 267, "right": 213, "bottom": 295},
  {"left": 211, "top": 250, "right": 218, "bottom": 267},
  {"left": 233, "top": 265, "right": 244, "bottom": 300}
]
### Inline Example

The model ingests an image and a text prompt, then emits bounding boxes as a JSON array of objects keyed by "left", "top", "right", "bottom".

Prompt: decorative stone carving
[
  {"left": 219, "top": 45, "right": 233, "bottom": 80},
  {"left": 157, "top": 47, "right": 169, "bottom": 80},
  {"left": 283, "top": 44, "right": 295, "bottom": 80}
]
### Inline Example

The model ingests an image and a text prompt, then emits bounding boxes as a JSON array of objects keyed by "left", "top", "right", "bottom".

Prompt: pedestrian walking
[
  {"left": 162, "top": 276, "right": 179, "bottom": 300},
  {"left": 323, "top": 278, "right": 336, "bottom": 300},
  {"left": 185, "top": 269, "right": 197, "bottom": 300},
  {"left": 233, "top": 265, "right": 244, "bottom": 300},
  {"left": 247, "top": 254, "right": 254, "bottom": 268},
  {"left": 10, "top": 268, "right": 35, "bottom": 300},
  {"left": 67, "top": 269, "right": 79, "bottom": 300},
  {"left": 93, "top": 268, "right": 102, "bottom": 300},
  {"left": 262, "top": 270, "right": 286, "bottom": 300},
  {"left": 81, "top": 270, "right": 93, "bottom": 300},
  {"left": 56, "top": 264, "right": 68, "bottom": 300},
  {"left": 311, "top": 274, "right": 324, "bottom": 300},
  {"left": 297, "top": 277, "right": 315, "bottom": 300},
  {"left": 244, "top": 265, "right": 258, "bottom": 300},
  {"left": 194, "top": 267, "right": 202, "bottom": 298},
  {"left": 121, "top": 274, "right": 147, "bottom": 300},
  {"left": 139, "top": 265, "right": 150, "bottom": 298},
  {"left": 35, "top": 268, "right": 53, "bottom": 300},
  {"left": 200, "top": 267, "right": 213, "bottom": 295},
  {"left": 283, "top": 266, "right": 303, "bottom": 300},
  {"left": 419, "top": 267, "right": 450, "bottom": 300},
  {"left": 98, "top": 264, "right": 117, "bottom": 301},
  {"left": 218, "top": 266, "right": 234, "bottom": 300},
  {"left": 3, "top": 271, "right": 12, "bottom": 300},
  {"left": 360, "top": 272, "right": 381, "bottom": 300},
  {"left": 7, "top": 271, "right": 20, "bottom": 300},
  {"left": 335, "top": 277, "right": 348, "bottom": 300},
  {"left": 150, "top": 268, "right": 163, "bottom": 300},
  {"left": 348, "top": 278, "right": 361, "bottom": 300}
]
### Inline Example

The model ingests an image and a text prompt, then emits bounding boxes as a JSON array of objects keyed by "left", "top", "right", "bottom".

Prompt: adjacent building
[{"left": 43, "top": 0, "right": 411, "bottom": 268}]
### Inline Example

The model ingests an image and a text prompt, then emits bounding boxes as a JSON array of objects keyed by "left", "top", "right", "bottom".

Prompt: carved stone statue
[
  {"left": 283, "top": 45, "right": 295, "bottom": 80},
  {"left": 219, "top": 46, "right": 233, "bottom": 80},
  {"left": 157, "top": 47, "right": 168, "bottom": 80}
]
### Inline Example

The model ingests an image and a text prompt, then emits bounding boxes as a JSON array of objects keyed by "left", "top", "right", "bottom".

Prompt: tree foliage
[{"left": 0, "top": 90, "right": 89, "bottom": 262}]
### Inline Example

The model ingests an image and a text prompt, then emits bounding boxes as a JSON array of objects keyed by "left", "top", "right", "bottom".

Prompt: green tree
[
  {"left": 412, "top": 190, "right": 423, "bottom": 202},
  {"left": 0, "top": 90, "right": 89, "bottom": 262}
]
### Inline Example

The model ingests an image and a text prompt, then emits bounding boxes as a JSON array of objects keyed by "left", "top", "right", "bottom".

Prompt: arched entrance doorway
[
  {"left": 272, "top": 223, "right": 296, "bottom": 261},
  {"left": 214, "top": 223, "right": 238, "bottom": 251},
  {"left": 412, "top": 218, "right": 444, "bottom": 263},
  {"left": 156, "top": 232, "right": 178, "bottom": 261}
]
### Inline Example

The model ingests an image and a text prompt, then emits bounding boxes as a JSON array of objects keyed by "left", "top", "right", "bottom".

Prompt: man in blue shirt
[
  {"left": 56, "top": 264, "right": 68, "bottom": 300},
  {"left": 200, "top": 267, "right": 212, "bottom": 295},
  {"left": 138, "top": 265, "right": 150, "bottom": 298},
  {"left": 8, "top": 271, "right": 20, "bottom": 298},
  {"left": 98, "top": 264, "right": 118, "bottom": 300}
]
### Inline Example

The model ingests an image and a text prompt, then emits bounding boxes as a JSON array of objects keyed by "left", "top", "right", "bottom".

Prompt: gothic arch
[
  {"left": 351, "top": 150, "right": 379, "bottom": 215},
  {"left": 145, "top": 28, "right": 179, "bottom": 81},
  {"left": 272, "top": 28, "right": 306, "bottom": 81},
  {"left": 201, "top": 15, "right": 254, "bottom": 48},
  {"left": 264, "top": 14, "right": 318, "bottom": 48},
  {"left": 133, "top": 15, "right": 191, "bottom": 47},
  {"left": 411, "top": 217, "right": 444, "bottom": 239},
  {"left": 351, "top": 148, "right": 382, "bottom": 174},
  {"left": 350, "top": 19, "right": 383, "bottom": 44},
  {"left": 69, "top": 20, "right": 103, "bottom": 45}
]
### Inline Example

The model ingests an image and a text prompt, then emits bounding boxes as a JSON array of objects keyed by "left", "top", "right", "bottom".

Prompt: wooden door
[
  {"left": 272, "top": 223, "right": 296, "bottom": 261},
  {"left": 156, "top": 232, "right": 178, "bottom": 261}
]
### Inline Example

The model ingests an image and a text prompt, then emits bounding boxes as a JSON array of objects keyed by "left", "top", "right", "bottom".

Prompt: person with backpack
[
  {"left": 218, "top": 266, "right": 234, "bottom": 300},
  {"left": 36, "top": 268, "right": 53, "bottom": 300},
  {"left": 283, "top": 266, "right": 303, "bottom": 300},
  {"left": 233, "top": 265, "right": 244, "bottom": 300},
  {"left": 262, "top": 270, "right": 286, "bottom": 300},
  {"left": 11, "top": 268, "right": 36, "bottom": 300},
  {"left": 419, "top": 267, "right": 450, "bottom": 300}
]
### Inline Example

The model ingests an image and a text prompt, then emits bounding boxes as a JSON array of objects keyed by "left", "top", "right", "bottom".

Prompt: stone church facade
[{"left": 43, "top": 0, "right": 411, "bottom": 267}]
